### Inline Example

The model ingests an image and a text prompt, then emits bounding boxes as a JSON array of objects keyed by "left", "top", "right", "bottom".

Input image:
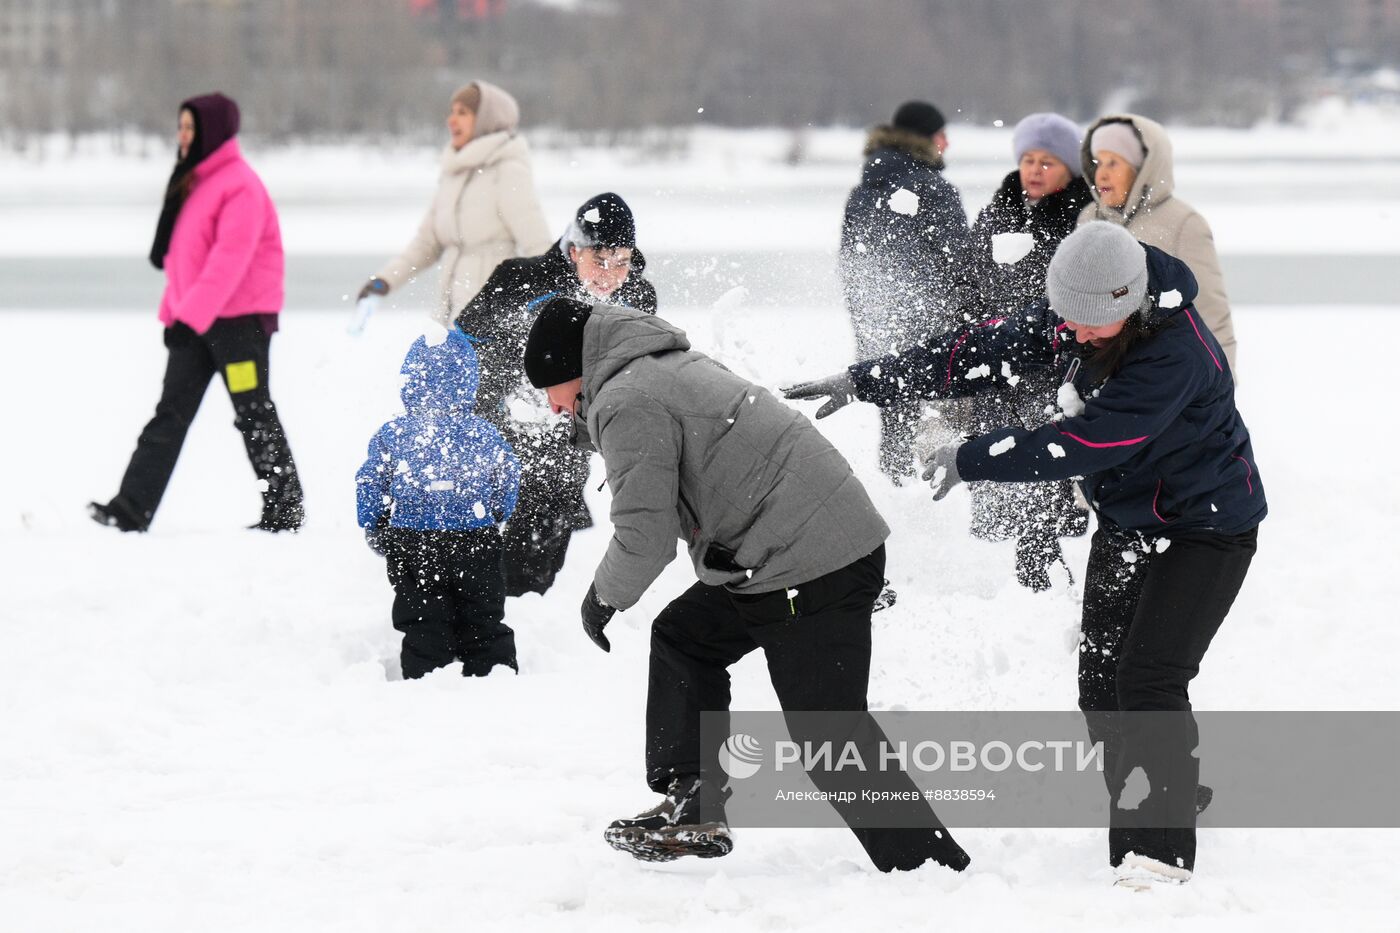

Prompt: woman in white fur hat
[{"left": 356, "top": 80, "right": 552, "bottom": 326}]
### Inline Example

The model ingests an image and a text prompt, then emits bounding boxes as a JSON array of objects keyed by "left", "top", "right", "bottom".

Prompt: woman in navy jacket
[{"left": 785, "top": 222, "right": 1265, "bottom": 886}]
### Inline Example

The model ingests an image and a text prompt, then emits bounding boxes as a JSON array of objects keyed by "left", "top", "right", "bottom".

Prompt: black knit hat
[
  {"left": 892, "top": 100, "right": 946, "bottom": 137},
  {"left": 524, "top": 297, "right": 593, "bottom": 388},
  {"left": 564, "top": 192, "right": 636, "bottom": 251}
]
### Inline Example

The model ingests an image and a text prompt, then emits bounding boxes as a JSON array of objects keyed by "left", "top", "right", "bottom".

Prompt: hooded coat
[
  {"left": 839, "top": 125, "right": 969, "bottom": 357},
  {"left": 156, "top": 94, "right": 283, "bottom": 335},
  {"left": 376, "top": 81, "right": 552, "bottom": 326},
  {"left": 356, "top": 330, "right": 520, "bottom": 531},
  {"left": 575, "top": 307, "right": 890, "bottom": 611},
  {"left": 1078, "top": 114, "right": 1237, "bottom": 372},
  {"left": 849, "top": 245, "right": 1265, "bottom": 538}
]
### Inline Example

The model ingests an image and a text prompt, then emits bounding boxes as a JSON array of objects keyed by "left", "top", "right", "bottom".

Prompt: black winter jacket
[
  {"left": 849, "top": 245, "right": 1266, "bottom": 537},
  {"left": 952, "top": 171, "right": 1093, "bottom": 430},
  {"left": 839, "top": 126, "right": 969, "bottom": 355},
  {"left": 454, "top": 239, "right": 657, "bottom": 421},
  {"left": 959, "top": 171, "right": 1093, "bottom": 315}
]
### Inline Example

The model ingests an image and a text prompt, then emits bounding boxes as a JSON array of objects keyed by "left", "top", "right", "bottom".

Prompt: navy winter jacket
[
  {"left": 840, "top": 128, "right": 969, "bottom": 354},
  {"left": 356, "top": 329, "right": 520, "bottom": 531},
  {"left": 849, "top": 245, "right": 1266, "bottom": 536}
]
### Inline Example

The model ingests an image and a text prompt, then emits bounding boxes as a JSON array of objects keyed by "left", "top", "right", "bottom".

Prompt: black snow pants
[
  {"left": 1078, "top": 522, "right": 1258, "bottom": 873},
  {"left": 876, "top": 402, "right": 919, "bottom": 480},
  {"left": 383, "top": 527, "right": 515, "bottom": 679},
  {"left": 645, "top": 545, "right": 970, "bottom": 873},
  {"left": 116, "top": 317, "right": 301, "bottom": 526},
  {"left": 500, "top": 424, "right": 590, "bottom": 597}
]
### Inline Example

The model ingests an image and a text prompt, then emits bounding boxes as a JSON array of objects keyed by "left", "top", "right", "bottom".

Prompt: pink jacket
[{"left": 158, "top": 138, "right": 284, "bottom": 334}]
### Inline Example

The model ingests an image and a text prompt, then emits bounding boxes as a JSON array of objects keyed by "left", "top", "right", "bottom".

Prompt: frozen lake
[
  {"left": 2, "top": 251, "right": 1394, "bottom": 312},
  {"left": 2, "top": 125, "right": 1397, "bottom": 314}
]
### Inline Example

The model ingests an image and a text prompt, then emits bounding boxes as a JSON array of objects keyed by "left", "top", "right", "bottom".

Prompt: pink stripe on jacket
[{"left": 157, "top": 138, "right": 284, "bottom": 334}]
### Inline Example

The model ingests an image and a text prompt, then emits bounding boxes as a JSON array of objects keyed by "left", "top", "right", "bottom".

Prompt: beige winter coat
[
  {"left": 1078, "top": 113, "right": 1238, "bottom": 373},
  {"left": 377, "top": 81, "right": 552, "bottom": 325}
]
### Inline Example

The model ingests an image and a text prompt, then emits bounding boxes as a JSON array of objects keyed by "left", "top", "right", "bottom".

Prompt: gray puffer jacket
[{"left": 576, "top": 307, "right": 890, "bottom": 610}]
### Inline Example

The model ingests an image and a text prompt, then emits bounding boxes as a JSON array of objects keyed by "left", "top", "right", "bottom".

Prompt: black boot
[
  {"left": 233, "top": 392, "right": 304, "bottom": 532},
  {"left": 88, "top": 495, "right": 150, "bottom": 533},
  {"left": 604, "top": 776, "right": 733, "bottom": 862},
  {"left": 251, "top": 470, "right": 304, "bottom": 533},
  {"left": 1014, "top": 533, "right": 1055, "bottom": 592}
]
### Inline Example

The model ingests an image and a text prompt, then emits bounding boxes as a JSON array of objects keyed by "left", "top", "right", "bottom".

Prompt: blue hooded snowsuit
[{"left": 356, "top": 330, "right": 520, "bottom": 532}]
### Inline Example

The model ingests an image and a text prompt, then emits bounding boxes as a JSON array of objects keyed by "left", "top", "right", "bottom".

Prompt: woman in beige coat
[
  {"left": 1078, "top": 113, "right": 1238, "bottom": 372},
  {"left": 358, "top": 80, "right": 552, "bottom": 326}
]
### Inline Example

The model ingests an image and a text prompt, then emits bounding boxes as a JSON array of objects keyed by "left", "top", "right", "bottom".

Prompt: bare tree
[{"left": 0, "top": 0, "right": 1394, "bottom": 147}]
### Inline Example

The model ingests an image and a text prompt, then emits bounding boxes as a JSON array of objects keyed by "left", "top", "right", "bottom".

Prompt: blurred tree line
[{"left": 1, "top": 0, "right": 1396, "bottom": 149}]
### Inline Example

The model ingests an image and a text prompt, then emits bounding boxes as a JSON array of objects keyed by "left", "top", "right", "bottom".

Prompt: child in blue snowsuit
[{"left": 357, "top": 328, "right": 521, "bottom": 678}]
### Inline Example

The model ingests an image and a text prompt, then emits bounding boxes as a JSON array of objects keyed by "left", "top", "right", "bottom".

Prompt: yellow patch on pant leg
[{"left": 225, "top": 360, "right": 259, "bottom": 393}]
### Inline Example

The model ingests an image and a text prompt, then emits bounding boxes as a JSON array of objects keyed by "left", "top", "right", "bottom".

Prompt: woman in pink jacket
[{"left": 89, "top": 92, "right": 303, "bottom": 533}]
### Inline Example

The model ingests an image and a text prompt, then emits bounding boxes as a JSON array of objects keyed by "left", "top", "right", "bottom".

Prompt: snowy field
[
  {"left": 3, "top": 121, "right": 1400, "bottom": 930},
  {"left": 3, "top": 301, "right": 1398, "bottom": 931}
]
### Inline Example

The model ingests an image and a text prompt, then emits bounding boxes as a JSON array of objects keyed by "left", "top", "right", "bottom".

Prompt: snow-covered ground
[
  {"left": 3, "top": 123, "right": 1399, "bottom": 929},
  {"left": 2, "top": 298, "right": 1397, "bottom": 931}
]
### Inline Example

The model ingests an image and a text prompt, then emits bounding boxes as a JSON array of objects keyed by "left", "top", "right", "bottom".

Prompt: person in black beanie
[
  {"left": 522, "top": 297, "right": 972, "bottom": 875},
  {"left": 455, "top": 192, "right": 657, "bottom": 598},
  {"left": 840, "top": 99, "right": 969, "bottom": 483}
]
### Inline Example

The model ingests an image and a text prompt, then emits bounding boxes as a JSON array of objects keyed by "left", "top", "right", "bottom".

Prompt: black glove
[
  {"left": 920, "top": 444, "right": 964, "bottom": 502},
  {"left": 581, "top": 583, "right": 616, "bottom": 653},
  {"left": 781, "top": 371, "right": 857, "bottom": 419},
  {"left": 364, "top": 513, "right": 390, "bottom": 556},
  {"left": 356, "top": 277, "right": 390, "bottom": 301}
]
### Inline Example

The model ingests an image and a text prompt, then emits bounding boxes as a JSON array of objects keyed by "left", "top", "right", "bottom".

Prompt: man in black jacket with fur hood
[{"left": 839, "top": 100, "right": 969, "bottom": 482}]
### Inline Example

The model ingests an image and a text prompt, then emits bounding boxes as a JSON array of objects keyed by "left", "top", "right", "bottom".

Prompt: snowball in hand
[{"left": 1057, "top": 382, "right": 1085, "bottom": 418}]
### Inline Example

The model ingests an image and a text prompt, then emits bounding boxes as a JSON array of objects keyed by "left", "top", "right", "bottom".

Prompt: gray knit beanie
[
  {"left": 1012, "top": 112, "right": 1082, "bottom": 175},
  {"left": 1046, "top": 222, "right": 1148, "bottom": 325}
]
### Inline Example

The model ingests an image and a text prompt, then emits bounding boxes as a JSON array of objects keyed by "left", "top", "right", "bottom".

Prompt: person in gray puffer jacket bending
[{"left": 520, "top": 298, "right": 971, "bottom": 876}]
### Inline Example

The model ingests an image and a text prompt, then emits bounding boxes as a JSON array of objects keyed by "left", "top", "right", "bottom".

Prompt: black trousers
[
  {"left": 876, "top": 401, "right": 919, "bottom": 479},
  {"left": 117, "top": 318, "right": 301, "bottom": 523},
  {"left": 500, "top": 427, "right": 590, "bottom": 597},
  {"left": 383, "top": 527, "right": 514, "bottom": 679},
  {"left": 646, "top": 545, "right": 969, "bottom": 873},
  {"left": 1078, "top": 523, "right": 1258, "bottom": 872},
  {"left": 969, "top": 478, "right": 1088, "bottom": 589}
]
